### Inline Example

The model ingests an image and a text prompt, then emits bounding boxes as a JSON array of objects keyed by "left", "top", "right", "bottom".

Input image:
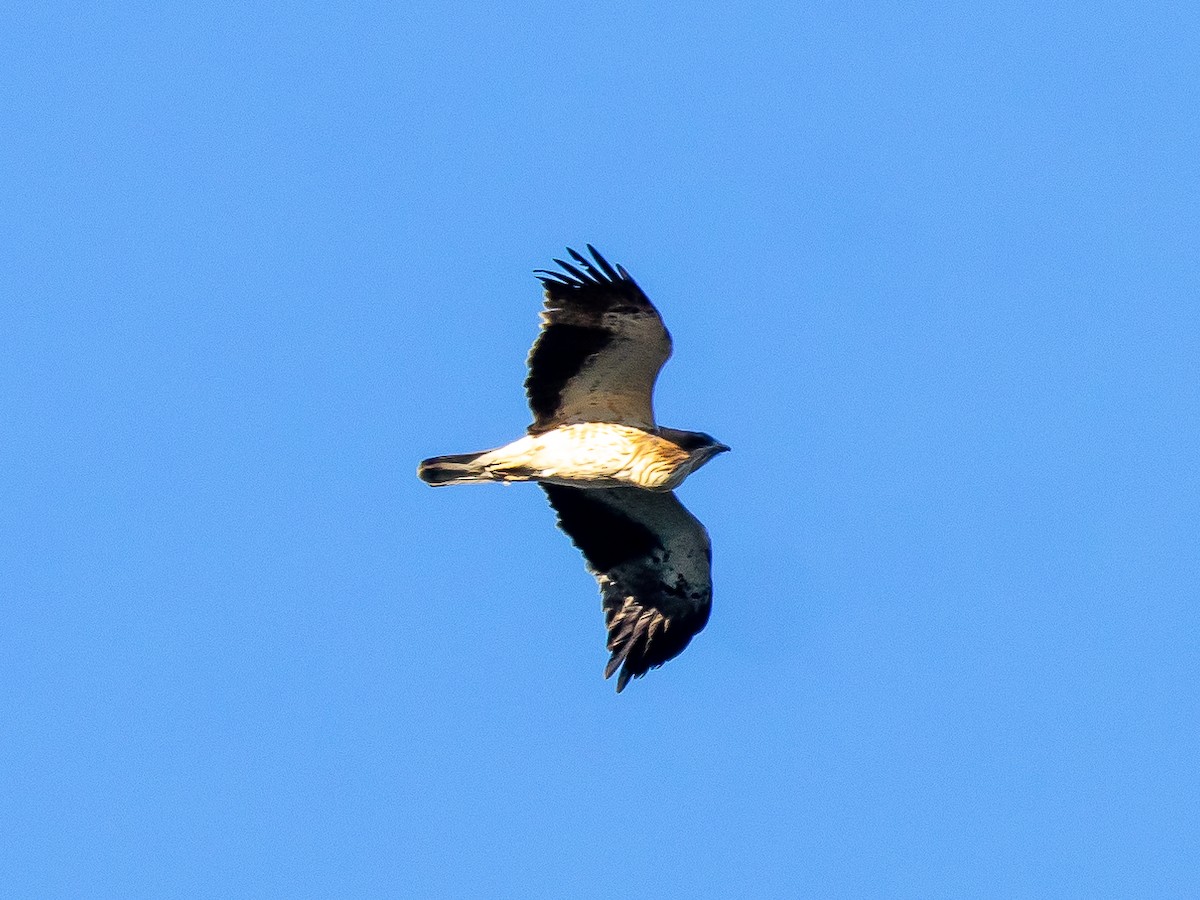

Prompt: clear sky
[{"left": 4, "top": 2, "right": 1199, "bottom": 897}]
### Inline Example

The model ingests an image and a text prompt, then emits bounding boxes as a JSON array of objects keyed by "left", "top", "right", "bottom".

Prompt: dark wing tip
[
  {"left": 566, "top": 246, "right": 604, "bottom": 280},
  {"left": 603, "top": 594, "right": 712, "bottom": 693},
  {"left": 533, "top": 269, "right": 571, "bottom": 287},
  {"left": 585, "top": 245, "right": 622, "bottom": 281},
  {"left": 534, "top": 246, "right": 634, "bottom": 290}
]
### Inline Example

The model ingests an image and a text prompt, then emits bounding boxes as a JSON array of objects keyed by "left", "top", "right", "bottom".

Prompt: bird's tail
[{"left": 417, "top": 451, "right": 498, "bottom": 486}]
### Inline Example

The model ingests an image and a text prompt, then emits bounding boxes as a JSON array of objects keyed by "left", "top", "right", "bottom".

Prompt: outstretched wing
[
  {"left": 526, "top": 246, "right": 672, "bottom": 434},
  {"left": 541, "top": 484, "right": 713, "bottom": 692}
]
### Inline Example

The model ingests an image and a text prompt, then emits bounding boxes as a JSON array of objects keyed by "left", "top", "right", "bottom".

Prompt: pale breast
[
  {"left": 523, "top": 424, "right": 632, "bottom": 477},
  {"left": 528, "top": 424, "right": 679, "bottom": 487}
]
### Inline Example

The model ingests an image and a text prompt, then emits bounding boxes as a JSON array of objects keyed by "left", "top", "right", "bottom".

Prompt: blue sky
[{"left": 4, "top": 2, "right": 1199, "bottom": 897}]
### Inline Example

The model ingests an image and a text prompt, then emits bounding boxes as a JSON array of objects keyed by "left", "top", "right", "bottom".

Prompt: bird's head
[{"left": 662, "top": 429, "right": 731, "bottom": 472}]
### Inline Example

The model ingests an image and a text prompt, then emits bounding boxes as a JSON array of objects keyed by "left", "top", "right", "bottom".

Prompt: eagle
[{"left": 418, "top": 246, "right": 728, "bottom": 691}]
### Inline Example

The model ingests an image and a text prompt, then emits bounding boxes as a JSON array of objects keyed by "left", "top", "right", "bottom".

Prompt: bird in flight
[{"left": 418, "top": 246, "right": 728, "bottom": 691}]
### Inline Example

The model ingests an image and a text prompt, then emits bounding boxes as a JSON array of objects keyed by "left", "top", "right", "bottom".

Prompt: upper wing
[
  {"left": 526, "top": 246, "right": 672, "bottom": 434},
  {"left": 541, "top": 484, "right": 713, "bottom": 692}
]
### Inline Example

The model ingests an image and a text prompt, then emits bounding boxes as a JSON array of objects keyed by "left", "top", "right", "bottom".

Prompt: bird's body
[
  {"left": 418, "top": 246, "right": 727, "bottom": 691},
  {"left": 418, "top": 423, "right": 723, "bottom": 492}
]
